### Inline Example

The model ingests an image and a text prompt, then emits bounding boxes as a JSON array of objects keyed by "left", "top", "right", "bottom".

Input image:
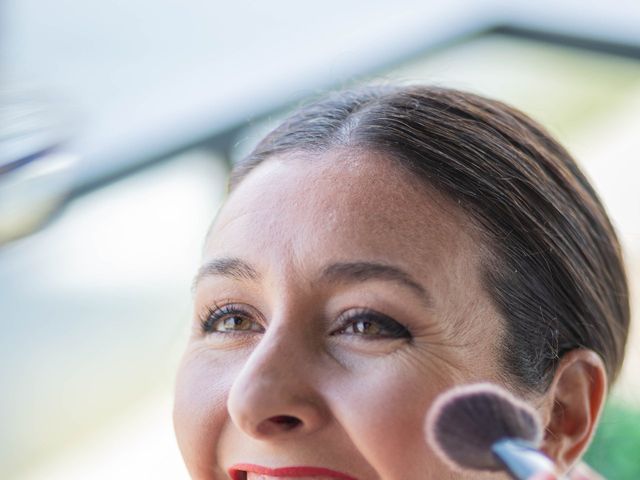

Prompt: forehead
[{"left": 205, "top": 150, "right": 485, "bottom": 296}]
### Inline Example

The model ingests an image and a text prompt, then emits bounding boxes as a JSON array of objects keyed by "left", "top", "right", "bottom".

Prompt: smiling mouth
[{"left": 229, "top": 464, "right": 358, "bottom": 480}]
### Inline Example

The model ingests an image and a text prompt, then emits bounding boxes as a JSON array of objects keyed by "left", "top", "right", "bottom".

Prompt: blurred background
[{"left": 1, "top": 1, "right": 639, "bottom": 478}]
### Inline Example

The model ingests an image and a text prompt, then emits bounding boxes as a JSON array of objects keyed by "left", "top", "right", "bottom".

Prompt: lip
[{"left": 229, "top": 464, "right": 358, "bottom": 480}]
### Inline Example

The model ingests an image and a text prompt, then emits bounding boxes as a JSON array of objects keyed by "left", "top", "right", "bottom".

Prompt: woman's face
[{"left": 174, "top": 150, "right": 513, "bottom": 480}]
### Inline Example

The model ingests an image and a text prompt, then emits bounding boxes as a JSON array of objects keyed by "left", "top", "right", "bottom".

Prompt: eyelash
[
  {"left": 198, "top": 303, "right": 411, "bottom": 340},
  {"left": 333, "top": 308, "right": 412, "bottom": 339},
  {"left": 199, "top": 302, "right": 262, "bottom": 335}
]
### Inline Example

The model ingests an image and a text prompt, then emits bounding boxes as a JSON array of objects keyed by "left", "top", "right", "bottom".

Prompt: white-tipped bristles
[{"left": 426, "top": 383, "right": 543, "bottom": 473}]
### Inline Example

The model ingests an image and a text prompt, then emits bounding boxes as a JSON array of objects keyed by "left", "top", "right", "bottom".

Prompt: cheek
[
  {"left": 325, "top": 363, "right": 457, "bottom": 479},
  {"left": 173, "top": 351, "right": 235, "bottom": 480}
]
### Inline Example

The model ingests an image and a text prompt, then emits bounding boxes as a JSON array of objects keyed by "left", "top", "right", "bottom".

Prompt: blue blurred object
[
  {"left": 3, "top": 0, "right": 639, "bottom": 193},
  {"left": 0, "top": 85, "right": 77, "bottom": 244}
]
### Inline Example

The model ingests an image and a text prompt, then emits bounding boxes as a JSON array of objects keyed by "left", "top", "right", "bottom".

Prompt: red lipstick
[{"left": 229, "top": 464, "right": 358, "bottom": 480}]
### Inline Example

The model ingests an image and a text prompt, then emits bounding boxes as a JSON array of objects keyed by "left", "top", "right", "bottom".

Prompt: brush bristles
[{"left": 426, "top": 383, "right": 543, "bottom": 472}]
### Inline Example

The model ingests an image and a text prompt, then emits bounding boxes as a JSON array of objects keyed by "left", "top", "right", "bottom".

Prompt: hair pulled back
[{"left": 230, "top": 84, "right": 630, "bottom": 391}]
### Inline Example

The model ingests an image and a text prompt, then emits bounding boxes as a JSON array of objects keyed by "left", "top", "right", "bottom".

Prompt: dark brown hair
[{"left": 229, "top": 84, "right": 630, "bottom": 392}]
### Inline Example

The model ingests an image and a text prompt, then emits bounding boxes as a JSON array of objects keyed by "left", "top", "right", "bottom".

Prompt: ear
[{"left": 539, "top": 349, "right": 607, "bottom": 473}]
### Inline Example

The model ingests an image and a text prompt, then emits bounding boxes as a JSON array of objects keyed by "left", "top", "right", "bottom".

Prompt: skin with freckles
[{"left": 173, "top": 149, "right": 597, "bottom": 480}]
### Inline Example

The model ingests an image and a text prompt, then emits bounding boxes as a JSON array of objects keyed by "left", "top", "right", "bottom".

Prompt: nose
[{"left": 226, "top": 324, "right": 329, "bottom": 440}]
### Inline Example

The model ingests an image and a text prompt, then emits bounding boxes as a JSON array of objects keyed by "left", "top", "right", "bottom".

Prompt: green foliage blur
[{"left": 584, "top": 401, "right": 640, "bottom": 479}]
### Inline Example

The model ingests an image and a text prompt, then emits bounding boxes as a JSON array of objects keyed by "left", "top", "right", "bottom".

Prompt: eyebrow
[
  {"left": 319, "top": 261, "right": 433, "bottom": 308},
  {"left": 192, "top": 257, "right": 259, "bottom": 292},
  {"left": 194, "top": 257, "right": 432, "bottom": 307}
]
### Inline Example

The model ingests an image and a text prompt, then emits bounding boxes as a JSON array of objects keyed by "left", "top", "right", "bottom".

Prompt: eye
[
  {"left": 333, "top": 308, "right": 411, "bottom": 339},
  {"left": 199, "top": 303, "right": 264, "bottom": 334}
]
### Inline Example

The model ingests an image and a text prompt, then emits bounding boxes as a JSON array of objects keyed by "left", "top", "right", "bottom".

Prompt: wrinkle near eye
[{"left": 392, "top": 342, "right": 469, "bottom": 385}]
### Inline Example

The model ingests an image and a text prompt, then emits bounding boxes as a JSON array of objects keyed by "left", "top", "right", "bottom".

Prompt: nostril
[{"left": 269, "top": 415, "right": 302, "bottom": 430}]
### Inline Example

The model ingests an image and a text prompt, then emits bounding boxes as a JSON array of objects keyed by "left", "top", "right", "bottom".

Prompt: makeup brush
[{"left": 426, "top": 383, "right": 560, "bottom": 480}]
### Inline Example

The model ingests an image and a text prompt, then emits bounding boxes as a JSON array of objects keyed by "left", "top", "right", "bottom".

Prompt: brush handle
[{"left": 492, "top": 439, "right": 562, "bottom": 480}]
